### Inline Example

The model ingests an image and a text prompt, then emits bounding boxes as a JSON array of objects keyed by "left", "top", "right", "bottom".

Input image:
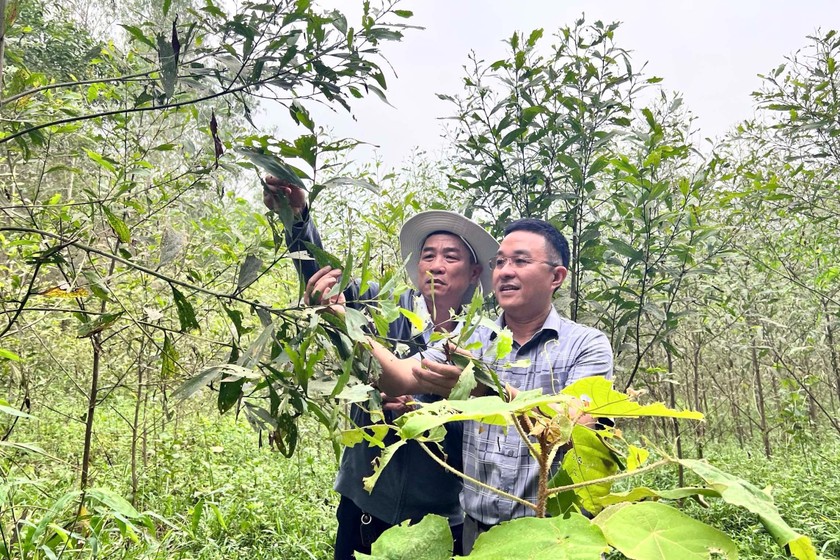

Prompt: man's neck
[{"left": 504, "top": 306, "right": 552, "bottom": 345}]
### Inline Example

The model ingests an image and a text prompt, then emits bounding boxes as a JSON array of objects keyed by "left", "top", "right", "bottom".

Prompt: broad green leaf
[
  {"left": 560, "top": 426, "right": 619, "bottom": 513},
  {"left": 85, "top": 488, "right": 143, "bottom": 519},
  {"left": 327, "top": 250, "right": 354, "bottom": 299},
  {"left": 396, "top": 389, "right": 572, "bottom": 440},
  {"left": 468, "top": 513, "right": 607, "bottom": 560},
  {"left": 626, "top": 444, "right": 650, "bottom": 471},
  {"left": 237, "top": 146, "right": 307, "bottom": 190},
  {"left": 493, "top": 327, "right": 513, "bottom": 360},
  {"left": 85, "top": 149, "right": 117, "bottom": 174},
  {"left": 597, "top": 487, "right": 720, "bottom": 507},
  {"left": 171, "top": 286, "right": 200, "bottom": 332},
  {"left": 357, "top": 514, "right": 451, "bottom": 560},
  {"left": 77, "top": 312, "right": 123, "bottom": 338},
  {"left": 594, "top": 502, "right": 737, "bottom": 560},
  {"left": 83, "top": 270, "right": 111, "bottom": 302},
  {"left": 103, "top": 206, "right": 131, "bottom": 243},
  {"left": 362, "top": 440, "right": 407, "bottom": 493},
  {"left": 500, "top": 126, "right": 526, "bottom": 147},
  {"left": 562, "top": 377, "right": 703, "bottom": 420},
  {"left": 335, "top": 383, "right": 377, "bottom": 404},
  {"left": 606, "top": 237, "right": 644, "bottom": 261},
  {"left": 0, "top": 348, "right": 21, "bottom": 361},
  {"left": 678, "top": 459, "right": 817, "bottom": 560}
]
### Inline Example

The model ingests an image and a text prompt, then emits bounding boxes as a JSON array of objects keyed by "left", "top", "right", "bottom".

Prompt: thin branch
[{"left": 416, "top": 440, "right": 538, "bottom": 512}]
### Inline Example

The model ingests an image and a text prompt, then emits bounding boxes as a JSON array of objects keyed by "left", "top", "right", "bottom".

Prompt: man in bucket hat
[{"left": 264, "top": 176, "right": 498, "bottom": 559}]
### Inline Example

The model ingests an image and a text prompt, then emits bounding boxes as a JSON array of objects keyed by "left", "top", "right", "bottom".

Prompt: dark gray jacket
[{"left": 286, "top": 210, "right": 463, "bottom": 525}]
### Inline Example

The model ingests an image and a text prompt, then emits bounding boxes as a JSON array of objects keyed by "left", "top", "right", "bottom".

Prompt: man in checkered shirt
[{"left": 377, "top": 218, "right": 613, "bottom": 554}]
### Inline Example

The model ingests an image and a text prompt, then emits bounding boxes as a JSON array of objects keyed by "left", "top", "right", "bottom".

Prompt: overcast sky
[{"left": 274, "top": 0, "right": 840, "bottom": 168}]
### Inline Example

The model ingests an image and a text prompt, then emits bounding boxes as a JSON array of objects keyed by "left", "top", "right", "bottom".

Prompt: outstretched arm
[{"left": 367, "top": 338, "right": 464, "bottom": 398}]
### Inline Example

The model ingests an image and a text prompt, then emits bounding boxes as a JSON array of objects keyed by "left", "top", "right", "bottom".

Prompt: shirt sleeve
[{"left": 566, "top": 329, "right": 614, "bottom": 387}]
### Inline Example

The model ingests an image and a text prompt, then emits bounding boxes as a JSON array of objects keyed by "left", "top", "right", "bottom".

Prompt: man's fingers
[
  {"left": 305, "top": 267, "right": 343, "bottom": 305},
  {"left": 412, "top": 359, "right": 463, "bottom": 396}
]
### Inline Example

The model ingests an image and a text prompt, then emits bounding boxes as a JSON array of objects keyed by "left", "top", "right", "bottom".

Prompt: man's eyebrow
[{"left": 496, "top": 249, "right": 532, "bottom": 256}]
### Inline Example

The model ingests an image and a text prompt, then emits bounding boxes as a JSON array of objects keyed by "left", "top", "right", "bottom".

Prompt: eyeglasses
[{"left": 488, "top": 256, "right": 560, "bottom": 270}]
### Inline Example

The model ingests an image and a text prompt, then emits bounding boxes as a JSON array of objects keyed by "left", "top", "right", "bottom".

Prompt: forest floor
[{"left": 5, "top": 400, "right": 840, "bottom": 559}]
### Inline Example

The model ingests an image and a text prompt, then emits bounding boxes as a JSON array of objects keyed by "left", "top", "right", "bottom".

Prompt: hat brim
[{"left": 399, "top": 210, "right": 499, "bottom": 301}]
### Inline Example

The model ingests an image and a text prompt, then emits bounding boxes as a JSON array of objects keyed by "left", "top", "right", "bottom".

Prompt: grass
[{"left": 4, "top": 396, "right": 839, "bottom": 559}]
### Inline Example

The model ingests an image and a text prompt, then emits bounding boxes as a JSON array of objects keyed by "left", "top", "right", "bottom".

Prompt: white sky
[{"left": 284, "top": 0, "right": 840, "bottom": 167}]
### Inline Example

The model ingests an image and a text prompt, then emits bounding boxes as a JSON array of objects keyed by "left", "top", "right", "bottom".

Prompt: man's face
[
  {"left": 493, "top": 231, "right": 567, "bottom": 317},
  {"left": 416, "top": 233, "right": 481, "bottom": 305}
]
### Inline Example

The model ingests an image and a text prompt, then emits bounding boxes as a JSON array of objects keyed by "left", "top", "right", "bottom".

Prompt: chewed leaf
[
  {"left": 363, "top": 440, "right": 407, "bottom": 493},
  {"left": 356, "top": 514, "right": 452, "bottom": 560},
  {"left": 563, "top": 377, "right": 703, "bottom": 420}
]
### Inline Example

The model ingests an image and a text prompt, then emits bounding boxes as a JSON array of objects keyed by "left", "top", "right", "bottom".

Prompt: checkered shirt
[{"left": 459, "top": 307, "right": 613, "bottom": 525}]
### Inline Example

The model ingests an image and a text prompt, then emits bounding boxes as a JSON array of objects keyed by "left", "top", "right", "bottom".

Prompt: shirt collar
[{"left": 491, "top": 306, "right": 562, "bottom": 341}]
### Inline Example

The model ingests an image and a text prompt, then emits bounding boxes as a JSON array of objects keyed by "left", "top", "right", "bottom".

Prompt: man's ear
[
  {"left": 471, "top": 263, "right": 482, "bottom": 283},
  {"left": 551, "top": 266, "right": 568, "bottom": 290}
]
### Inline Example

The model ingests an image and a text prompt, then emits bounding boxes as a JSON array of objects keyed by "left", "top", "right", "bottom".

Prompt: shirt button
[{"left": 506, "top": 450, "right": 514, "bottom": 457}]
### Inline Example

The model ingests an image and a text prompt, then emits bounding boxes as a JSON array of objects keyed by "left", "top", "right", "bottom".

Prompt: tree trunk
[
  {"left": 666, "top": 343, "right": 684, "bottom": 486},
  {"left": 751, "top": 331, "right": 772, "bottom": 459},
  {"left": 824, "top": 299, "right": 840, "bottom": 406},
  {"left": 691, "top": 334, "right": 705, "bottom": 459},
  {"left": 130, "top": 341, "right": 145, "bottom": 506},
  {"left": 80, "top": 333, "right": 101, "bottom": 490}
]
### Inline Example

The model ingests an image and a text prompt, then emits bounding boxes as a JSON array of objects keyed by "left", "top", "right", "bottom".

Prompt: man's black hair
[{"left": 503, "top": 219, "right": 570, "bottom": 268}]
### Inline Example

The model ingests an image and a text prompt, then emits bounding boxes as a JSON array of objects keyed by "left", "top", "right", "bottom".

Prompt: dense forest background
[{"left": 1, "top": 0, "right": 838, "bottom": 558}]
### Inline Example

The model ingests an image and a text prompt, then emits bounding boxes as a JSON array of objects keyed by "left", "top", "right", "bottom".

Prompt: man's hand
[
  {"left": 263, "top": 175, "right": 307, "bottom": 216},
  {"left": 412, "top": 359, "right": 463, "bottom": 397},
  {"left": 306, "top": 266, "right": 346, "bottom": 306},
  {"left": 381, "top": 393, "right": 415, "bottom": 417}
]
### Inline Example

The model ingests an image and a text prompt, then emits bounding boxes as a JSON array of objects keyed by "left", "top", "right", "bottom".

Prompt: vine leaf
[{"left": 594, "top": 502, "right": 738, "bottom": 560}]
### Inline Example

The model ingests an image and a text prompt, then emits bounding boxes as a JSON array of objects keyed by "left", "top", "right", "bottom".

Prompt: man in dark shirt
[{"left": 263, "top": 176, "right": 498, "bottom": 558}]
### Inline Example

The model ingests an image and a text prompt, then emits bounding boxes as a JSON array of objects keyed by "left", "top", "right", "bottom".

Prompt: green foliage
[{"left": 356, "top": 514, "right": 453, "bottom": 560}]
